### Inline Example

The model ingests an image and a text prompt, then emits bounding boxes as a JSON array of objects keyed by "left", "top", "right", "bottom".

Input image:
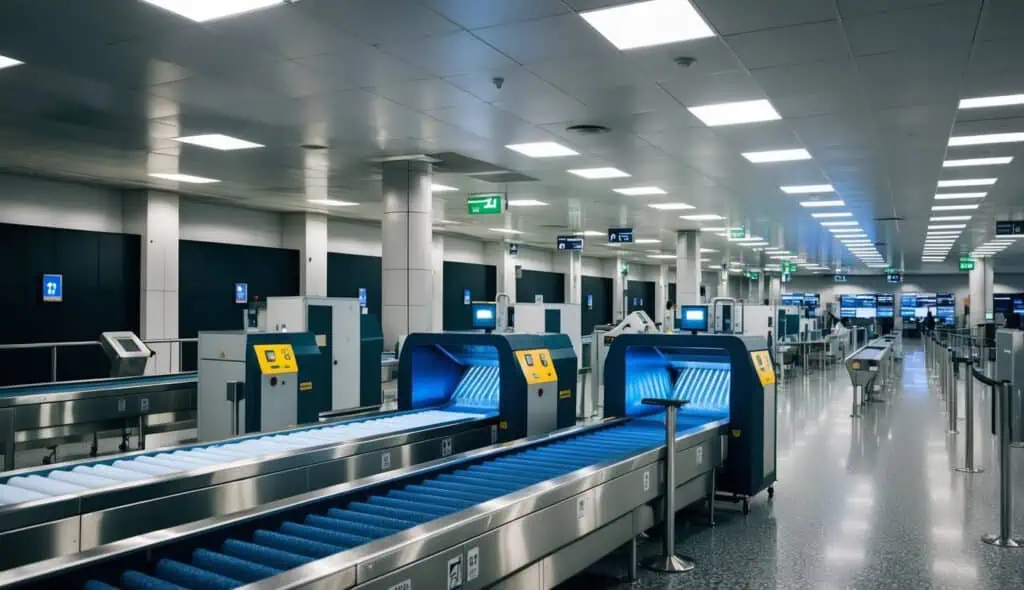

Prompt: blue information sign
[
  {"left": 607, "top": 227, "right": 633, "bottom": 243},
  {"left": 556, "top": 236, "right": 584, "bottom": 251},
  {"left": 42, "top": 273, "right": 63, "bottom": 303},
  {"left": 464, "top": 289, "right": 471, "bottom": 305},
  {"left": 586, "top": 293, "right": 593, "bottom": 310},
  {"left": 358, "top": 288, "right": 367, "bottom": 307},
  {"left": 834, "top": 274, "right": 848, "bottom": 283},
  {"left": 234, "top": 283, "right": 248, "bottom": 304}
]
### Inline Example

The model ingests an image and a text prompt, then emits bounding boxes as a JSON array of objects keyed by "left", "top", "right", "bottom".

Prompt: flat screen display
[
  {"left": 878, "top": 308, "right": 894, "bottom": 318},
  {"left": 1014, "top": 295, "right": 1024, "bottom": 314},
  {"left": 471, "top": 303, "right": 497, "bottom": 330},
  {"left": 804, "top": 294, "right": 820, "bottom": 308},
  {"left": 679, "top": 305, "right": 709, "bottom": 332},
  {"left": 117, "top": 337, "right": 140, "bottom": 353},
  {"left": 854, "top": 294, "right": 877, "bottom": 319},
  {"left": 265, "top": 350, "right": 276, "bottom": 362},
  {"left": 840, "top": 295, "right": 856, "bottom": 319},
  {"left": 876, "top": 293, "right": 894, "bottom": 318},
  {"left": 781, "top": 293, "right": 804, "bottom": 306},
  {"left": 994, "top": 294, "right": 1012, "bottom": 313},
  {"left": 936, "top": 293, "right": 955, "bottom": 307}
]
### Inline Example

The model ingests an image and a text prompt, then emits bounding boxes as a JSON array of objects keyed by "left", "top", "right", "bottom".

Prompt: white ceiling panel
[
  {"left": 724, "top": 21, "right": 850, "bottom": 70},
  {"left": 974, "top": 0, "right": 1023, "bottom": 42},
  {"left": 842, "top": 1, "right": 982, "bottom": 56},
  {"left": 692, "top": 0, "right": 836, "bottom": 35},
  {"left": 472, "top": 14, "right": 618, "bottom": 64},
  {"left": 297, "top": 0, "right": 461, "bottom": 44},
  {"left": 380, "top": 31, "right": 520, "bottom": 78},
  {"left": 836, "top": 0, "right": 976, "bottom": 18},
  {"left": 660, "top": 70, "right": 766, "bottom": 107},
  {"left": 620, "top": 37, "right": 745, "bottom": 83},
  {"left": 421, "top": 0, "right": 571, "bottom": 29}
]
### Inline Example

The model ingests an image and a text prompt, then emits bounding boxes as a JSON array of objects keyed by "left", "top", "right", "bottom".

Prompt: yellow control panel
[
  {"left": 253, "top": 344, "right": 298, "bottom": 375},
  {"left": 750, "top": 350, "right": 776, "bottom": 386},
  {"left": 515, "top": 348, "right": 558, "bottom": 385}
]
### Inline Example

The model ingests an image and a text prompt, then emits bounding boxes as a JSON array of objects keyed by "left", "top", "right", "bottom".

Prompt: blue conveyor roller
[{"left": 79, "top": 420, "right": 693, "bottom": 589}]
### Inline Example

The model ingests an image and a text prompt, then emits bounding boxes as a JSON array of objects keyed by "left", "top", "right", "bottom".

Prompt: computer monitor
[
  {"left": 678, "top": 305, "right": 709, "bottom": 333},
  {"left": 471, "top": 302, "right": 497, "bottom": 331}
]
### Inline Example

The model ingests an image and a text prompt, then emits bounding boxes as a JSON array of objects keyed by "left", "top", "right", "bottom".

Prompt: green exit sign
[
  {"left": 730, "top": 225, "right": 746, "bottom": 239},
  {"left": 782, "top": 262, "right": 798, "bottom": 273},
  {"left": 747, "top": 271, "right": 759, "bottom": 280},
  {"left": 466, "top": 194, "right": 504, "bottom": 215},
  {"left": 959, "top": 257, "right": 975, "bottom": 271}
]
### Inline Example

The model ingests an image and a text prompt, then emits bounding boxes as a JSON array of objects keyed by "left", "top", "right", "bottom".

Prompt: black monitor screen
[
  {"left": 117, "top": 338, "right": 140, "bottom": 353},
  {"left": 994, "top": 294, "right": 1012, "bottom": 313},
  {"left": 936, "top": 293, "right": 955, "bottom": 307},
  {"left": 679, "top": 305, "right": 709, "bottom": 332},
  {"left": 471, "top": 303, "right": 497, "bottom": 330}
]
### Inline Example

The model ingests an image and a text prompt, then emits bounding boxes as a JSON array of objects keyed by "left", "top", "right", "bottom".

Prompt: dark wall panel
[
  {"left": 443, "top": 261, "right": 497, "bottom": 331},
  {"left": 627, "top": 280, "right": 656, "bottom": 318},
  {"left": 327, "top": 253, "right": 382, "bottom": 320},
  {"left": 0, "top": 223, "right": 140, "bottom": 385},
  {"left": 517, "top": 270, "right": 565, "bottom": 304},
  {"left": 581, "top": 275, "right": 612, "bottom": 335},
  {"left": 179, "top": 240, "right": 299, "bottom": 370}
]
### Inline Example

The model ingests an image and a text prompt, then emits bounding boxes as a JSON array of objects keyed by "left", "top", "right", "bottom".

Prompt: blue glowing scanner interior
[
  {"left": 409, "top": 344, "right": 501, "bottom": 415},
  {"left": 624, "top": 346, "right": 731, "bottom": 423}
]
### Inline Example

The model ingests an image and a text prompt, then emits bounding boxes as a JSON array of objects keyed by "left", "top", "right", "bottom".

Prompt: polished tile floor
[{"left": 565, "top": 342, "right": 1024, "bottom": 589}]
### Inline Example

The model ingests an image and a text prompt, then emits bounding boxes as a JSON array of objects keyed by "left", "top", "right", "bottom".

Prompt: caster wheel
[
  {"left": 42, "top": 456, "right": 52, "bottom": 465},
  {"left": 118, "top": 442, "right": 129, "bottom": 452},
  {"left": 742, "top": 499, "right": 750, "bottom": 515},
  {"left": 768, "top": 486, "right": 775, "bottom": 499}
]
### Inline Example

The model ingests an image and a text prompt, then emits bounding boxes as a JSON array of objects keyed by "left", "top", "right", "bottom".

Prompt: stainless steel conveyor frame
[
  {"left": 0, "top": 417, "right": 728, "bottom": 590},
  {"left": 0, "top": 408, "right": 498, "bottom": 572}
]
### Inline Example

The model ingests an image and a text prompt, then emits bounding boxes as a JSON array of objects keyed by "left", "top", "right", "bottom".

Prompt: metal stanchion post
[
  {"left": 226, "top": 381, "right": 244, "bottom": 436},
  {"left": 851, "top": 384, "right": 862, "bottom": 418},
  {"left": 982, "top": 381, "right": 1023, "bottom": 548},
  {"left": 641, "top": 397, "right": 695, "bottom": 573},
  {"left": 949, "top": 353, "right": 960, "bottom": 434},
  {"left": 954, "top": 359, "right": 982, "bottom": 473},
  {"left": 939, "top": 345, "right": 948, "bottom": 400}
]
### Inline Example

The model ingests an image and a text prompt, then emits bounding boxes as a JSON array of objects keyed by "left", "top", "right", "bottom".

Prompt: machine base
[
  {"left": 982, "top": 535, "right": 1024, "bottom": 548},
  {"left": 643, "top": 554, "right": 695, "bottom": 573}
]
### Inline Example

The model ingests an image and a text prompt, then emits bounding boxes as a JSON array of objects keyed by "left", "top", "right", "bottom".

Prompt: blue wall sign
[
  {"left": 464, "top": 289, "right": 471, "bottom": 305},
  {"left": 42, "top": 273, "right": 63, "bottom": 302},
  {"left": 607, "top": 227, "right": 633, "bottom": 243},
  {"left": 234, "top": 282, "right": 248, "bottom": 304},
  {"left": 586, "top": 293, "right": 593, "bottom": 310},
  {"left": 358, "top": 288, "right": 367, "bottom": 307}
]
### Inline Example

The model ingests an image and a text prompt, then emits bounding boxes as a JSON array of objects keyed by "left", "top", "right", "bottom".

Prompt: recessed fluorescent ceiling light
[
  {"left": 688, "top": 99, "right": 781, "bottom": 127},
  {"left": 937, "top": 178, "right": 997, "bottom": 187},
  {"left": 634, "top": 238, "right": 661, "bottom": 244},
  {"left": 431, "top": 184, "right": 457, "bottom": 192},
  {"left": 568, "top": 167, "right": 630, "bottom": 179},
  {"left": 959, "top": 94, "right": 1024, "bottom": 109},
  {"left": 780, "top": 184, "right": 835, "bottom": 194},
  {"left": 821, "top": 221, "right": 859, "bottom": 227},
  {"left": 173, "top": 134, "right": 263, "bottom": 150},
  {"left": 307, "top": 199, "right": 357, "bottom": 207},
  {"left": 829, "top": 228, "right": 865, "bottom": 234},
  {"left": 699, "top": 226, "right": 733, "bottom": 232},
  {"left": 932, "top": 204, "right": 979, "bottom": 211},
  {"left": 934, "top": 192, "right": 986, "bottom": 200},
  {"left": 680, "top": 214, "right": 726, "bottom": 221},
  {"left": 647, "top": 254, "right": 677, "bottom": 260},
  {"left": 949, "top": 132, "right": 1024, "bottom": 146},
  {"left": 943, "top": 157, "right": 1013, "bottom": 167},
  {"left": 149, "top": 172, "right": 219, "bottom": 184},
  {"left": 141, "top": 0, "right": 280, "bottom": 22},
  {"left": 741, "top": 241, "right": 769, "bottom": 247},
  {"left": 507, "top": 199, "right": 548, "bottom": 207},
  {"left": 930, "top": 216, "right": 972, "bottom": 222},
  {"left": 700, "top": 248, "right": 719, "bottom": 253},
  {"left": 812, "top": 212, "right": 853, "bottom": 218},
  {"left": 648, "top": 202, "right": 695, "bottom": 210},
  {"left": 580, "top": 0, "right": 714, "bottom": 50},
  {"left": 505, "top": 142, "right": 579, "bottom": 158},
  {"left": 0, "top": 54, "right": 23, "bottom": 70},
  {"left": 574, "top": 230, "right": 605, "bottom": 237},
  {"left": 489, "top": 227, "right": 523, "bottom": 235},
  {"left": 614, "top": 186, "right": 666, "bottom": 196},
  {"left": 742, "top": 148, "right": 812, "bottom": 163},
  {"left": 929, "top": 224, "right": 967, "bottom": 230},
  {"left": 800, "top": 200, "right": 845, "bottom": 208}
]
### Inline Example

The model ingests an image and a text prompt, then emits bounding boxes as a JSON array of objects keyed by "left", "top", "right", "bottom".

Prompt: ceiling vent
[
  {"left": 873, "top": 216, "right": 904, "bottom": 222},
  {"left": 566, "top": 124, "right": 611, "bottom": 135}
]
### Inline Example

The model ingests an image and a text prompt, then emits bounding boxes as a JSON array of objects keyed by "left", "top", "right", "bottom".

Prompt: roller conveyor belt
[
  {"left": 0, "top": 409, "right": 486, "bottom": 507},
  {"left": 71, "top": 419, "right": 683, "bottom": 590}
]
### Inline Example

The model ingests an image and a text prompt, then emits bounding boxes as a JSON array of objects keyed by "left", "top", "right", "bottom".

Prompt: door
[{"left": 306, "top": 304, "right": 333, "bottom": 419}]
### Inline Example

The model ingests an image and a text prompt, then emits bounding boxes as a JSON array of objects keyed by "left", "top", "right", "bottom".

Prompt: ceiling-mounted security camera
[{"left": 492, "top": 76, "right": 505, "bottom": 90}]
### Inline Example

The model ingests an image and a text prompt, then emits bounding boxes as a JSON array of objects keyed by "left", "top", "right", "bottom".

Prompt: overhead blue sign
[
  {"left": 607, "top": 227, "right": 633, "bottom": 243},
  {"left": 358, "top": 288, "right": 367, "bottom": 307},
  {"left": 42, "top": 273, "right": 63, "bottom": 303},
  {"left": 834, "top": 274, "right": 847, "bottom": 283},
  {"left": 556, "top": 236, "right": 584, "bottom": 251},
  {"left": 464, "top": 289, "right": 471, "bottom": 305},
  {"left": 996, "top": 220, "right": 1024, "bottom": 236},
  {"left": 509, "top": 243, "right": 519, "bottom": 256},
  {"left": 234, "top": 282, "right": 248, "bottom": 304}
]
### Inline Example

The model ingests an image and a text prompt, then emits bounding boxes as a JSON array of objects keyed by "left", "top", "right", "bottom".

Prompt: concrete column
[
  {"left": 283, "top": 213, "right": 328, "bottom": 297},
  {"left": 488, "top": 242, "right": 517, "bottom": 301},
  {"left": 969, "top": 257, "right": 994, "bottom": 324},
  {"left": 757, "top": 252, "right": 767, "bottom": 303},
  {"left": 718, "top": 269, "right": 730, "bottom": 299},
  {"left": 655, "top": 264, "right": 669, "bottom": 326},
  {"left": 675, "top": 230, "right": 700, "bottom": 306},
  {"left": 124, "top": 191, "right": 179, "bottom": 374},
  {"left": 381, "top": 160, "right": 433, "bottom": 349},
  {"left": 611, "top": 256, "right": 626, "bottom": 321},
  {"left": 769, "top": 276, "right": 782, "bottom": 303},
  {"left": 432, "top": 234, "right": 444, "bottom": 331},
  {"left": 556, "top": 251, "right": 582, "bottom": 305}
]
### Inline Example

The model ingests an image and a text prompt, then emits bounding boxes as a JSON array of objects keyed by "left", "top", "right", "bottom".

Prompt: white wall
[
  {"left": 516, "top": 245, "right": 554, "bottom": 272},
  {"left": 179, "top": 200, "right": 284, "bottom": 248},
  {"left": 0, "top": 174, "right": 124, "bottom": 233},
  {"left": 582, "top": 256, "right": 606, "bottom": 277},
  {"left": 327, "top": 219, "right": 382, "bottom": 257},
  {"left": 443, "top": 234, "right": 487, "bottom": 264}
]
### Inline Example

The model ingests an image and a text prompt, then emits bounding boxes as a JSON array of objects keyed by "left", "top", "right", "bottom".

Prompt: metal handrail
[{"left": 0, "top": 338, "right": 199, "bottom": 382}]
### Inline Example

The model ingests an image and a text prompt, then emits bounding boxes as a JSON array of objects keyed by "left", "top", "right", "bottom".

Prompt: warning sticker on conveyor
[{"left": 750, "top": 350, "right": 776, "bottom": 386}]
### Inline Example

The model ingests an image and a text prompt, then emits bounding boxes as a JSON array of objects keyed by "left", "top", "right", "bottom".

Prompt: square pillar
[{"left": 283, "top": 213, "right": 328, "bottom": 297}]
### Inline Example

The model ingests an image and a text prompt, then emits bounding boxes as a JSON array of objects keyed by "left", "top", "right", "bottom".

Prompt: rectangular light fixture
[
  {"left": 647, "top": 254, "right": 676, "bottom": 260},
  {"left": 568, "top": 167, "right": 630, "bottom": 179},
  {"left": 0, "top": 54, "right": 23, "bottom": 70},
  {"left": 943, "top": 157, "right": 1013, "bottom": 167},
  {"left": 141, "top": 0, "right": 281, "bottom": 22},
  {"left": 959, "top": 94, "right": 1024, "bottom": 109},
  {"left": 680, "top": 214, "right": 726, "bottom": 221},
  {"left": 927, "top": 232, "right": 961, "bottom": 237},
  {"left": 614, "top": 186, "right": 666, "bottom": 196},
  {"left": 573, "top": 230, "right": 605, "bottom": 237},
  {"left": 505, "top": 142, "right": 579, "bottom": 158},
  {"left": 949, "top": 132, "right": 1024, "bottom": 146},
  {"left": 741, "top": 148, "right": 812, "bottom": 163},
  {"left": 842, "top": 240, "right": 873, "bottom": 245},
  {"left": 699, "top": 226, "right": 737, "bottom": 232},
  {"left": 800, "top": 200, "right": 845, "bottom": 208},
  {"left": 930, "top": 216, "right": 971, "bottom": 222},
  {"left": 507, "top": 199, "right": 548, "bottom": 207},
  {"left": 634, "top": 238, "right": 661, "bottom": 244},
  {"left": 173, "top": 133, "right": 263, "bottom": 150},
  {"left": 648, "top": 202, "right": 695, "bottom": 210},
  {"left": 829, "top": 228, "right": 865, "bottom": 234},
  {"left": 928, "top": 224, "right": 967, "bottom": 230},
  {"left": 812, "top": 212, "right": 853, "bottom": 218},
  {"left": 688, "top": 99, "right": 782, "bottom": 127},
  {"left": 937, "top": 178, "right": 997, "bottom": 187},
  {"left": 931, "top": 204, "right": 979, "bottom": 211},
  {"left": 307, "top": 199, "right": 357, "bottom": 207},
  {"left": 149, "top": 172, "right": 219, "bottom": 184},
  {"left": 431, "top": 183, "right": 458, "bottom": 192},
  {"left": 489, "top": 227, "right": 523, "bottom": 235},
  {"left": 700, "top": 248, "right": 719, "bottom": 253},
  {"left": 934, "top": 192, "right": 986, "bottom": 200},
  {"left": 781, "top": 184, "right": 835, "bottom": 194},
  {"left": 741, "top": 241, "right": 769, "bottom": 247},
  {"left": 580, "top": 0, "right": 714, "bottom": 51},
  {"left": 821, "top": 221, "right": 859, "bottom": 227}
]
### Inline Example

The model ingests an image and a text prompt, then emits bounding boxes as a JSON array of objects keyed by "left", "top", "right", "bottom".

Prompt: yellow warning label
[
  {"left": 299, "top": 381, "right": 313, "bottom": 391},
  {"left": 731, "top": 429, "right": 742, "bottom": 439},
  {"left": 559, "top": 389, "right": 571, "bottom": 399},
  {"left": 750, "top": 350, "right": 776, "bottom": 386},
  {"left": 499, "top": 420, "right": 508, "bottom": 430}
]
